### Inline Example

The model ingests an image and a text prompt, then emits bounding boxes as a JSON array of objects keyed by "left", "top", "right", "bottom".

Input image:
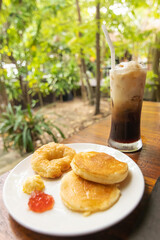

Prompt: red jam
[{"left": 28, "top": 191, "right": 54, "bottom": 213}]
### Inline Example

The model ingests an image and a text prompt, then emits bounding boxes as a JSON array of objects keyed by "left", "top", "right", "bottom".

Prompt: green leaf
[
  {"left": 26, "top": 129, "right": 34, "bottom": 152},
  {"left": 34, "top": 125, "right": 43, "bottom": 135},
  {"left": 13, "top": 115, "right": 23, "bottom": 131},
  {"left": 51, "top": 123, "right": 65, "bottom": 139},
  {"left": 27, "top": 104, "right": 33, "bottom": 119},
  {"left": 13, "top": 134, "right": 22, "bottom": 148},
  {"left": 40, "top": 122, "right": 58, "bottom": 142},
  {"left": 22, "top": 124, "right": 28, "bottom": 151}
]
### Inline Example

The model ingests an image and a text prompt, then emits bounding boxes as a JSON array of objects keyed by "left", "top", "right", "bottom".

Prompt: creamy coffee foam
[{"left": 111, "top": 61, "right": 145, "bottom": 73}]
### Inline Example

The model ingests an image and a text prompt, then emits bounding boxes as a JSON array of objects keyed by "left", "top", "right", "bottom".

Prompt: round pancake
[
  {"left": 71, "top": 151, "right": 128, "bottom": 184},
  {"left": 60, "top": 171, "right": 120, "bottom": 215}
]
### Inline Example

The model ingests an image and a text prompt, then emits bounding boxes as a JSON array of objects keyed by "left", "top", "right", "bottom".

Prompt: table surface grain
[{"left": 0, "top": 101, "right": 160, "bottom": 240}]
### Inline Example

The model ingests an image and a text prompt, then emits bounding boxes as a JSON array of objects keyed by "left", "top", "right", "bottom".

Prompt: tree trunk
[
  {"left": 8, "top": 54, "right": 29, "bottom": 108},
  {"left": 60, "top": 93, "right": 63, "bottom": 102},
  {"left": 95, "top": 2, "right": 101, "bottom": 115},
  {"left": 0, "top": 80, "right": 8, "bottom": 113},
  {"left": 19, "top": 75, "right": 29, "bottom": 108},
  {"left": 73, "top": 89, "right": 76, "bottom": 98},
  {"left": 0, "top": 79, "right": 8, "bottom": 102},
  {"left": 0, "top": 57, "right": 8, "bottom": 113},
  {"left": 152, "top": 34, "right": 160, "bottom": 101},
  {"left": 80, "top": 53, "right": 94, "bottom": 104},
  {"left": 24, "top": 81, "right": 30, "bottom": 106},
  {"left": 75, "top": 0, "right": 94, "bottom": 105},
  {"left": 53, "top": 92, "right": 56, "bottom": 103},
  {"left": 37, "top": 89, "right": 43, "bottom": 107},
  {"left": 79, "top": 62, "right": 87, "bottom": 101},
  {"left": 0, "top": 0, "right": 8, "bottom": 113},
  {"left": 0, "top": 0, "right": 2, "bottom": 10}
]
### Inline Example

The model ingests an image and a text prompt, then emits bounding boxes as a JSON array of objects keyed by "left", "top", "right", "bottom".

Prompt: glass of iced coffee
[{"left": 108, "top": 61, "right": 147, "bottom": 152}]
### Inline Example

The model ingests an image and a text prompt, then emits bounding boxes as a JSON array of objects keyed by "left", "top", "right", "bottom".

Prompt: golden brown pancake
[
  {"left": 71, "top": 151, "right": 128, "bottom": 184},
  {"left": 60, "top": 171, "right": 120, "bottom": 215},
  {"left": 31, "top": 142, "right": 76, "bottom": 178}
]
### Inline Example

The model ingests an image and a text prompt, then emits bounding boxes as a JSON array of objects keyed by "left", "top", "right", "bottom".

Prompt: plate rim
[{"left": 2, "top": 142, "right": 145, "bottom": 237}]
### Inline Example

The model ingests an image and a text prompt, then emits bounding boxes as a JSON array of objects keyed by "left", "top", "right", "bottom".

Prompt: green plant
[
  {"left": 0, "top": 103, "right": 65, "bottom": 153},
  {"left": 145, "top": 70, "right": 159, "bottom": 91},
  {"left": 100, "top": 76, "right": 110, "bottom": 97},
  {"left": 48, "top": 58, "right": 79, "bottom": 97}
]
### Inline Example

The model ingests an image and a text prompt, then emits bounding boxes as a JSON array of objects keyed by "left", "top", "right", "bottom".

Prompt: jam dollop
[{"left": 28, "top": 190, "right": 54, "bottom": 213}]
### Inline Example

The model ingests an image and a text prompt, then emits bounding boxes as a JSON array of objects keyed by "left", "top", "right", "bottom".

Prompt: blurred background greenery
[{"left": 0, "top": 0, "right": 160, "bottom": 152}]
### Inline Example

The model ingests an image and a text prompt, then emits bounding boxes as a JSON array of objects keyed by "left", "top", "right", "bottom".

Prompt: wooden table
[{"left": 0, "top": 101, "right": 160, "bottom": 240}]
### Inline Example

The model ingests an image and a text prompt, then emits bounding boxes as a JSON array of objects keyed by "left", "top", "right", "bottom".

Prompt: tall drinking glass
[{"left": 108, "top": 61, "right": 147, "bottom": 152}]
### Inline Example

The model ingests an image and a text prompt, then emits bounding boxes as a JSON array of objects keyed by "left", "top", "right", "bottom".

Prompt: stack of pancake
[{"left": 60, "top": 151, "right": 128, "bottom": 216}]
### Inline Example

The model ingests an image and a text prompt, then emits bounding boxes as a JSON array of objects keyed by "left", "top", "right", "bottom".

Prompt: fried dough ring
[{"left": 31, "top": 142, "right": 76, "bottom": 178}]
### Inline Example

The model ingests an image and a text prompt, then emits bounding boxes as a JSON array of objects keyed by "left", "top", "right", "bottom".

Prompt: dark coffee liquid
[{"left": 109, "top": 108, "right": 142, "bottom": 143}]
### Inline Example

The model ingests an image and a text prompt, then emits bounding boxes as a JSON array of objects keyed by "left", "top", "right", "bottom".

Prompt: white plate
[{"left": 3, "top": 143, "right": 144, "bottom": 236}]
